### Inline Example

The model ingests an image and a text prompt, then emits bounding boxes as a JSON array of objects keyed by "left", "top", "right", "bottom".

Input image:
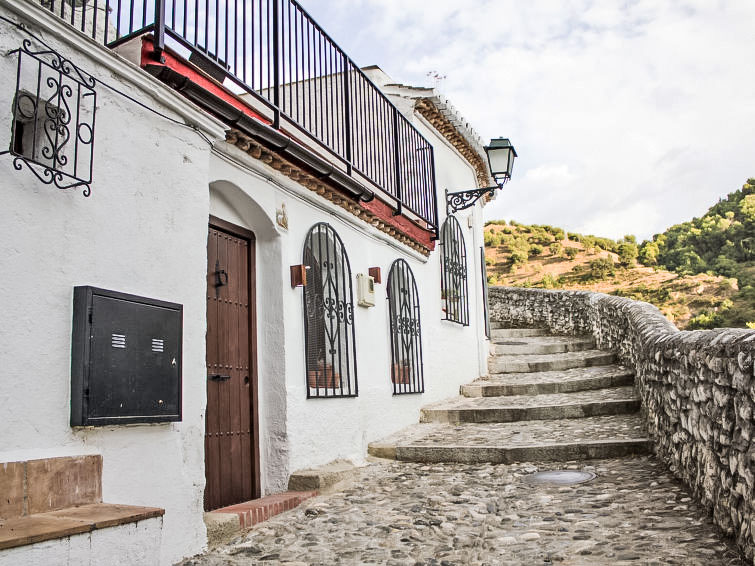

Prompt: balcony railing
[{"left": 40, "top": 0, "right": 439, "bottom": 232}]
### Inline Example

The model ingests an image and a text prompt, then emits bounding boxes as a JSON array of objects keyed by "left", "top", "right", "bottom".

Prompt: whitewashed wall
[
  {"left": 208, "top": 111, "right": 489, "bottom": 484},
  {"left": 0, "top": 1, "right": 489, "bottom": 564},
  {"left": 0, "top": 1, "right": 224, "bottom": 564}
]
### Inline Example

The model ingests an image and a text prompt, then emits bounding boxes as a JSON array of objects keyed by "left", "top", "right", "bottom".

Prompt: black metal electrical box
[{"left": 71, "top": 286, "right": 183, "bottom": 426}]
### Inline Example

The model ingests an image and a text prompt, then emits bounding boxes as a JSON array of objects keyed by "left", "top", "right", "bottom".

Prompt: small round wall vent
[{"left": 524, "top": 470, "right": 596, "bottom": 485}]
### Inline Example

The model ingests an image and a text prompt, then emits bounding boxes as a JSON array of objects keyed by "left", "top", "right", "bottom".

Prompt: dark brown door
[{"left": 205, "top": 217, "right": 260, "bottom": 511}]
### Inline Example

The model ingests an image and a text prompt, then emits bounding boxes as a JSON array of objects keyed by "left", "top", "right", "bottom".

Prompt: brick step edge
[{"left": 211, "top": 491, "right": 317, "bottom": 528}]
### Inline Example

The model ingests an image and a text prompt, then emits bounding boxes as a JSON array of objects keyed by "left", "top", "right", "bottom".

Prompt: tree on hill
[
  {"left": 648, "top": 178, "right": 755, "bottom": 283},
  {"left": 617, "top": 242, "right": 639, "bottom": 267}
]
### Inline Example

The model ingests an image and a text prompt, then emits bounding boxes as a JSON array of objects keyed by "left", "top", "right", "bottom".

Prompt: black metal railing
[{"left": 40, "top": 0, "right": 439, "bottom": 232}]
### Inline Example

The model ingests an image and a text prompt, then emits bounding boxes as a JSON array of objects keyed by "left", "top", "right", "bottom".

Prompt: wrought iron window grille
[
  {"left": 302, "top": 223, "right": 358, "bottom": 398},
  {"left": 440, "top": 215, "right": 470, "bottom": 326},
  {"left": 1, "top": 40, "right": 96, "bottom": 196},
  {"left": 387, "top": 258, "right": 424, "bottom": 395}
]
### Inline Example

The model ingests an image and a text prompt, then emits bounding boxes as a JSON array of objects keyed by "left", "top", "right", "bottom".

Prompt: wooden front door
[{"left": 205, "top": 217, "right": 260, "bottom": 511}]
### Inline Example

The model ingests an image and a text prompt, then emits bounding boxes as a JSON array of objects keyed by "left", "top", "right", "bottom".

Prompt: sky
[{"left": 300, "top": 0, "right": 755, "bottom": 240}]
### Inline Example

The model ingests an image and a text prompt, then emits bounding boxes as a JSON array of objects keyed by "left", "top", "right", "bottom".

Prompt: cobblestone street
[{"left": 181, "top": 456, "right": 744, "bottom": 566}]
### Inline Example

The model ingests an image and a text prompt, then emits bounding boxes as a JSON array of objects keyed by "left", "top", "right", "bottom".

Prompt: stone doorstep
[
  {"left": 211, "top": 491, "right": 318, "bottom": 529},
  {"left": 287, "top": 459, "right": 359, "bottom": 493},
  {"left": 0, "top": 503, "right": 164, "bottom": 551}
]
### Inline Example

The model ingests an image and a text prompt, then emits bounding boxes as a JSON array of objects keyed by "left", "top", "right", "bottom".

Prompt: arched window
[
  {"left": 303, "top": 223, "right": 358, "bottom": 398},
  {"left": 440, "top": 215, "right": 469, "bottom": 325},
  {"left": 387, "top": 259, "right": 424, "bottom": 394}
]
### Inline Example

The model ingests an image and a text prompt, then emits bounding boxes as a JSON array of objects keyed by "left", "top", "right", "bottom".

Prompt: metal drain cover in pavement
[{"left": 524, "top": 470, "right": 596, "bottom": 485}]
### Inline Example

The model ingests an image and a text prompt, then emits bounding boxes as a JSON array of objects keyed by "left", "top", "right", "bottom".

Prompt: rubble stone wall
[{"left": 489, "top": 286, "right": 755, "bottom": 561}]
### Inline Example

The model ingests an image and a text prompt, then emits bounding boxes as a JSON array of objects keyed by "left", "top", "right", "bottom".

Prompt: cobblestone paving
[
  {"left": 182, "top": 457, "right": 744, "bottom": 566},
  {"left": 481, "top": 366, "right": 633, "bottom": 385},
  {"left": 422, "top": 387, "right": 638, "bottom": 411},
  {"left": 374, "top": 415, "right": 647, "bottom": 448}
]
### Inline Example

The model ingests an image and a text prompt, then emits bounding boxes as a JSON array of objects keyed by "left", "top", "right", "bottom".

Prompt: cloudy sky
[{"left": 301, "top": 0, "right": 755, "bottom": 240}]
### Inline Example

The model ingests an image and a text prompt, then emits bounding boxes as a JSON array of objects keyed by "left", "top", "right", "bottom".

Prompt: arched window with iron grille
[
  {"left": 303, "top": 223, "right": 358, "bottom": 398},
  {"left": 440, "top": 215, "right": 470, "bottom": 325},
  {"left": 387, "top": 259, "right": 424, "bottom": 394}
]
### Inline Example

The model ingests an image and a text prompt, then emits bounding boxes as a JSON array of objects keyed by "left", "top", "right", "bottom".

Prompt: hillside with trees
[{"left": 484, "top": 179, "right": 755, "bottom": 330}]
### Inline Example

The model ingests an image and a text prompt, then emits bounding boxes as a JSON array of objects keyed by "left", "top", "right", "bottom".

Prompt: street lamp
[{"left": 446, "top": 137, "right": 517, "bottom": 214}]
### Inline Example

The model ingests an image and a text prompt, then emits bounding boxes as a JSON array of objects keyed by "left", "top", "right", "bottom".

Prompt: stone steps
[
  {"left": 488, "top": 349, "right": 616, "bottom": 374},
  {"left": 420, "top": 386, "right": 640, "bottom": 423},
  {"left": 491, "top": 335, "right": 595, "bottom": 355},
  {"left": 369, "top": 327, "right": 647, "bottom": 466},
  {"left": 491, "top": 327, "right": 548, "bottom": 338},
  {"left": 462, "top": 365, "right": 634, "bottom": 397},
  {"left": 368, "top": 414, "right": 651, "bottom": 463}
]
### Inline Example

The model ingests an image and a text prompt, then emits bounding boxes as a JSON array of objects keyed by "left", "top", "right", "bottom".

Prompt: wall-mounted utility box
[
  {"left": 71, "top": 286, "right": 183, "bottom": 426},
  {"left": 356, "top": 274, "right": 376, "bottom": 307}
]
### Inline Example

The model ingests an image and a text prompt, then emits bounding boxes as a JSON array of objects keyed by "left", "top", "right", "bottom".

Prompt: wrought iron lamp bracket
[{"left": 445, "top": 178, "right": 508, "bottom": 215}]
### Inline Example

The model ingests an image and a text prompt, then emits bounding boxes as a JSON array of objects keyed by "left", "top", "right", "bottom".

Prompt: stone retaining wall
[{"left": 489, "top": 286, "right": 755, "bottom": 562}]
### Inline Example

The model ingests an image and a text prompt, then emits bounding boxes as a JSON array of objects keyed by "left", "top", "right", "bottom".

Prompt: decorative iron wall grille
[
  {"left": 302, "top": 223, "right": 357, "bottom": 398},
  {"left": 387, "top": 259, "right": 424, "bottom": 394},
  {"left": 2, "top": 40, "right": 96, "bottom": 195},
  {"left": 440, "top": 215, "right": 469, "bottom": 325},
  {"left": 480, "top": 246, "right": 490, "bottom": 339},
  {"left": 37, "top": 0, "right": 438, "bottom": 230}
]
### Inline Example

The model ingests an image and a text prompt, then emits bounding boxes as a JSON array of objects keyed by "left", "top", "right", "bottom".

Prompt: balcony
[{"left": 39, "top": 0, "right": 439, "bottom": 234}]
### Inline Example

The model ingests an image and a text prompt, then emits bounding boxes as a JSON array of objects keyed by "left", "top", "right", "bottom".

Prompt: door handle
[
  {"left": 208, "top": 374, "right": 231, "bottom": 382},
  {"left": 214, "top": 269, "right": 228, "bottom": 287},
  {"left": 214, "top": 260, "right": 229, "bottom": 287}
]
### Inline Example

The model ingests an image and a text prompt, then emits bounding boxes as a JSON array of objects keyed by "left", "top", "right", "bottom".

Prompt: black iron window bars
[
  {"left": 387, "top": 259, "right": 424, "bottom": 395},
  {"left": 2, "top": 39, "right": 96, "bottom": 195},
  {"left": 37, "top": 0, "right": 439, "bottom": 232},
  {"left": 440, "top": 215, "right": 469, "bottom": 326},
  {"left": 302, "top": 223, "right": 358, "bottom": 398}
]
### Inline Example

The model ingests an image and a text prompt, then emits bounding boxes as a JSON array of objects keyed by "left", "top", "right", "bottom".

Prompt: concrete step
[
  {"left": 420, "top": 386, "right": 639, "bottom": 424},
  {"left": 491, "top": 335, "right": 595, "bottom": 355},
  {"left": 368, "top": 414, "right": 651, "bottom": 463},
  {"left": 488, "top": 349, "right": 615, "bottom": 374},
  {"left": 491, "top": 328, "right": 548, "bottom": 339},
  {"left": 462, "top": 365, "right": 634, "bottom": 397}
]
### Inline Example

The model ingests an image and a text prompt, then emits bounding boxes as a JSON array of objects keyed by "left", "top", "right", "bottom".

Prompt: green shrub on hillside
[
  {"left": 617, "top": 242, "right": 639, "bottom": 267},
  {"left": 510, "top": 250, "right": 528, "bottom": 267},
  {"left": 565, "top": 247, "right": 579, "bottom": 260},
  {"left": 638, "top": 241, "right": 659, "bottom": 266},
  {"left": 540, "top": 273, "right": 561, "bottom": 289},
  {"left": 586, "top": 257, "right": 615, "bottom": 281},
  {"left": 549, "top": 242, "right": 563, "bottom": 256}
]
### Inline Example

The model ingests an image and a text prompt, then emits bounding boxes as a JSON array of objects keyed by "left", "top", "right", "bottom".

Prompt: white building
[{"left": 0, "top": 0, "right": 502, "bottom": 563}]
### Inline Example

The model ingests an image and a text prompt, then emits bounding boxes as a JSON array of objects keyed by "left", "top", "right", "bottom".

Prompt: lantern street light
[{"left": 446, "top": 137, "right": 517, "bottom": 215}]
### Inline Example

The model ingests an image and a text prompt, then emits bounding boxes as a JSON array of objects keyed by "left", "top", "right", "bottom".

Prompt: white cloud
[{"left": 302, "top": 0, "right": 755, "bottom": 240}]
